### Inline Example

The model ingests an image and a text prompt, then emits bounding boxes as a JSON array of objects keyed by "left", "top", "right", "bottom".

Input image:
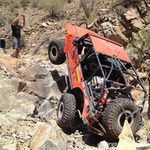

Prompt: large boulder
[
  {"left": 18, "top": 65, "right": 68, "bottom": 99},
  {"left": 30, "top": 122, "right": 68, "bottom": 150},
  {"left": 124, "top": 7, "right": 140, "bottom": 20},
  {"left": 101, "top": 22, "right": 128, "bottom": 45}
]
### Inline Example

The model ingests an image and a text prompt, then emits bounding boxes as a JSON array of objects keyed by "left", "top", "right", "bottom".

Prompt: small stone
[
  {"left": 98, "top": 140, "right": 109, "bottom": 149},
  {"left": 74, "top": 135, "right": 83, "bottom": 143},
  {"left": 10, "top": 128, "right": 16, "bottom": 134},
  {"left": 3, "top": 143, "right": 16, "bottom": 150},
  {"left": 24, "top": 147, "right": 30, "bottom": 150},
  {"left": 49, "top": 119, "right": 57, "bottom": 127},
  {"left": 19, "top": 139, "right": 25, "bottom": 143},
  {"left": 2, "top": 126, "right": 8, "bottom": 133}
]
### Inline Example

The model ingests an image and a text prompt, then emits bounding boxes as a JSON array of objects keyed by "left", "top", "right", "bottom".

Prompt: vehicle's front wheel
[
  {"left": 57, "top": 93, "right": 76, "bottom": 129},
  {"left": 102, "top": 98, "right": 141, "bottom": 141},
  {"left": 48, "top": 39, "right": 66, "bottom": 64}
]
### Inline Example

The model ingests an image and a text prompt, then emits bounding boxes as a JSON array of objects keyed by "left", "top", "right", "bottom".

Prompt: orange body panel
[
  {"left": 65, "top": 24, "right": 132, "bottom": 63},
  {"left": 67, "top": 44, "right": 91, "bottom": 120}
]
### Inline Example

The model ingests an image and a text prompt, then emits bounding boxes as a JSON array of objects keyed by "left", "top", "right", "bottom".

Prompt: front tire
[
  {"left": 102, "top": 98, "right": 141, "bottom": 141},
  {"left": 57, "top": 93, "right": 76, "bottom": 129},
  {"left": 48, "top": 39, "right": 66, "bottom": 64}
]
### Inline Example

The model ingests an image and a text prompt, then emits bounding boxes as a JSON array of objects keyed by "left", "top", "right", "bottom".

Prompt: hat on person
[{"left": 4, "top": 33, "right": 8, "bottom": 36}]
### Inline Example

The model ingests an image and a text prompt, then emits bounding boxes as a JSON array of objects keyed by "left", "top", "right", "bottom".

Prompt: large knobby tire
[
  {"left": 56, "top": 93, "right": 76, "bottom": 129},
  {"left": 48, "top": 39, "right": 66, "bottom": 64},
  {"left": 102, "top": 98, "right": 141, "bottom": 141}
]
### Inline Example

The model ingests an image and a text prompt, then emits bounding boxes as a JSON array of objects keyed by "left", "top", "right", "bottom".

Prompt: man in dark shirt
[
  {"left": 0, "top": 34, "right": 9, "bottom": 54},
  {"left": 11, "top": 13, "right": 25, "bottom": 58}
]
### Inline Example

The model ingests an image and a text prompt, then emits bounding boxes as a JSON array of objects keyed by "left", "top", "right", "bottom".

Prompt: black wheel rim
[
  {"left": 118, "top": 110, "right": 133, "bottom": 129},
  {"left": 50, "top": 46, "right": 57, "bottom": 59},
  {"left": 58, "top": 102, "right": 64, "bottom": 119}
]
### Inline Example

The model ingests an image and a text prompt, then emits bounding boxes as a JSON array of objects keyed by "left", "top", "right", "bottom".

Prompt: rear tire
[
  {"left": 102, "top": 98, "right": 140, "bottom": 141},
  {"left": 48, "top": 39, "right": 66, "bottom": 64},
  {"left": 57, "top": 93, "right": 76, "bottom": 129}
]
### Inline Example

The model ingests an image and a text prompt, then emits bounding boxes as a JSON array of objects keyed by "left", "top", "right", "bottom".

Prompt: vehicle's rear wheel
[
  {"left": 102, "top": 98, "right": 141, "bottom": 141},
  {"left": 48, "top": 39, "right": 66, "bottom": 64},
  {"left": 57, "top": 93, "right": 76, "bottom": 129}
]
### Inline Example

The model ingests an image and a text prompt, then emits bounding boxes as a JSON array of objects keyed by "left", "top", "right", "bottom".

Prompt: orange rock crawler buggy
[{"left": 48, "top": 23, "right": 147, "bottom": 141}]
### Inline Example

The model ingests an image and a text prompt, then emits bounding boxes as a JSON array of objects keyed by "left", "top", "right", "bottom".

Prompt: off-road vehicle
[{"left": 48, "top": 23, "right": 147, "bottom": 141}]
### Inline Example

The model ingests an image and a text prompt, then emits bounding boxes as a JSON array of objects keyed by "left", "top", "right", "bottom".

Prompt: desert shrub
[
  {"left": 5, "top": 26, "right": 11, "bottom": 34},
  {"left": 32, "top": 0, "right": 38, "bottom": 8},
  {"left": 133, "top": 28, "right": 150, "bottom": 55},
  {"left": 13, "top": 2, "right": 20, "bottom": 8},
  {"left": 112, "top": 0, "right": 140, "bottom": 8},
  {"left": 10, "top": 6, "right": 15, "bottom": 12},
  {"left": 8, "top": 14, "right": 18, "bottom": 24},
  {"left": 20, "top": 0, "right": 30, "bottom": 7},
  {"left": 64, "top": 0, "right": 73, "bottom": 3},
  {"left": 80, "top": 0, "right": 94, "bottom": 18},
  {"left": 0, "top": 13, "right": 5, "bottom": 27},
  {"left": 33, "top": 35, "right": 50, "bottom": 54},
  {"left": 0, "top": 0, "right": 11, "bottom": 5},
  {"left": 116, "top": 5, "right": 127, "bottom": 15},
  {"left": 0, "top": 31, "right": 4, "bottom": 38},
  {"left": 21, "top": 37, "right": 26, "bottom": 47},
  {"left": 40, "top": 0, "right": 65, "bottom": 16},
  {"left": 86, "top": 12, "right": 96, "bottom": 24}
]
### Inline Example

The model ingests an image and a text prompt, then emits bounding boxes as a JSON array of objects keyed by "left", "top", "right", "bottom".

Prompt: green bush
[
  {"left": 20, "top": 0, "right": 30, "bottom": 7},
  {"left": 0, "top": 0, "right": 12, "bottom": 5},
  {"left": 0, "top": 13, "right": 5, "bottom": 27},
  {"left": 21, "top": 37, "right": 26, "bottom": 47},
  {"left": 133, "top": 28, "right": 150, "bottom": 54},
  {"left": 116, "top": 5, "right": 127, "bottom": 16},
  {"left": 80, "top": 0, "right": 94, "bottom": 18},
  {"left": 31, "top": 0, "right": 38, "bottom": 8},
  {"left": 10, "top": 6, "right": 15, "bottom": 12},
  {"left": 41, "top": 0, "right": 65, "bottom": 16},
  {"left": 13, "top": 2, "right": 20, "bottom": 8},
  {"left": 8, "top": 14, "right": 18, "bottom": 24},
  {"left": 86, "top": 12, "right": 96, "bottom": 24},
  {"left": 112, "top": 0, "right": 140, "bottom": 8},
  {"left": 64, "top": 0, "right": 73, "bottom": 3}
]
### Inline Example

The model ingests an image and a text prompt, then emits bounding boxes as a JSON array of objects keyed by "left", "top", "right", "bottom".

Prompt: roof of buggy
[{"left": 66, "top": 24, "right": 132, "bottom": 63}]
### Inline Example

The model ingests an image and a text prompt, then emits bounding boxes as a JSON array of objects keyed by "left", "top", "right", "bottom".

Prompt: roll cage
[{"left": 74, "top": 34, "right": 147, "bottom": 112}]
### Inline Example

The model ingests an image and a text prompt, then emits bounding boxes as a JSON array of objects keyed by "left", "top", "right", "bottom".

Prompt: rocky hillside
[{"left": 0, "top": 0, "right": 150, "bottom": 150}]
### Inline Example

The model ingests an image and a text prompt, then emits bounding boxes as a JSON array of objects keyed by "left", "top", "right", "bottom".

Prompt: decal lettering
[
  {"left": 82, "top": 82, "right": 85, "bottom": 88},
  {"left": 85, "top": 98, "right": 89, "bottom": 106},
  {"left": 83, "top": 89, "right": 87, "bottom": 97},
  {"left": 71, "top": 47, "right": 78, "bottom": 65},
  {"left": 76, "top": 67, "right": 80, "bottom": 82}
]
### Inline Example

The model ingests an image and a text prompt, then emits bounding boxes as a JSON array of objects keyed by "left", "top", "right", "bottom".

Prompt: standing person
[
  {"left": 0, "top": 33, "right": 9, "bottom": 54},
  {"left": 11, "top": 13, "right": 25, "bottom": 58}
]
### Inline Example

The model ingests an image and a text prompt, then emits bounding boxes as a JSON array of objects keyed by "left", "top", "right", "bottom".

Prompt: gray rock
[
  {"left": 42, "top": 109, "right": 56, "bottom": 122},
  {"left": 101, "top": 22, "right": 128, "bottom": 45},
  {"left": 17, "top": 92, "right": 39, "bottom": 102},
  {"left": 131, "top": 19, "right": 143, "bottom": 30},
  {"left": 3, "top": 143, "right": 16, "bottom": 150},
  {"left": 0, "top": 144, "right": 5, "bottom": 150},
  {"left": 30, "top": 123, "right": 68, "bottom": 150},
  {"left": 137, "top": 1, "right": 148, "bottom": 14},
  {"left": 21, "top": 66, "right": 68, "bottom": 99},
  {"left": 124, "top": 7, "right": 140, "bottom": 20},
  {"left": 136, "top": 143, "right": 150, "bottom": 150},
  {"left": 38, "top": 100, "right": 51, "bottom": 115},
  {"left": 98, "top": 140, "right": 109, "bottom": 149},
  {"left": 18, "top": 65, "right": 50, "bottom": 81}
]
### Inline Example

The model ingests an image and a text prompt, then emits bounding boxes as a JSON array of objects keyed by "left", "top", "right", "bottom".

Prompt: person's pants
[{"left": 12, "top": 37, "right": 21, "bottom": 50}]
